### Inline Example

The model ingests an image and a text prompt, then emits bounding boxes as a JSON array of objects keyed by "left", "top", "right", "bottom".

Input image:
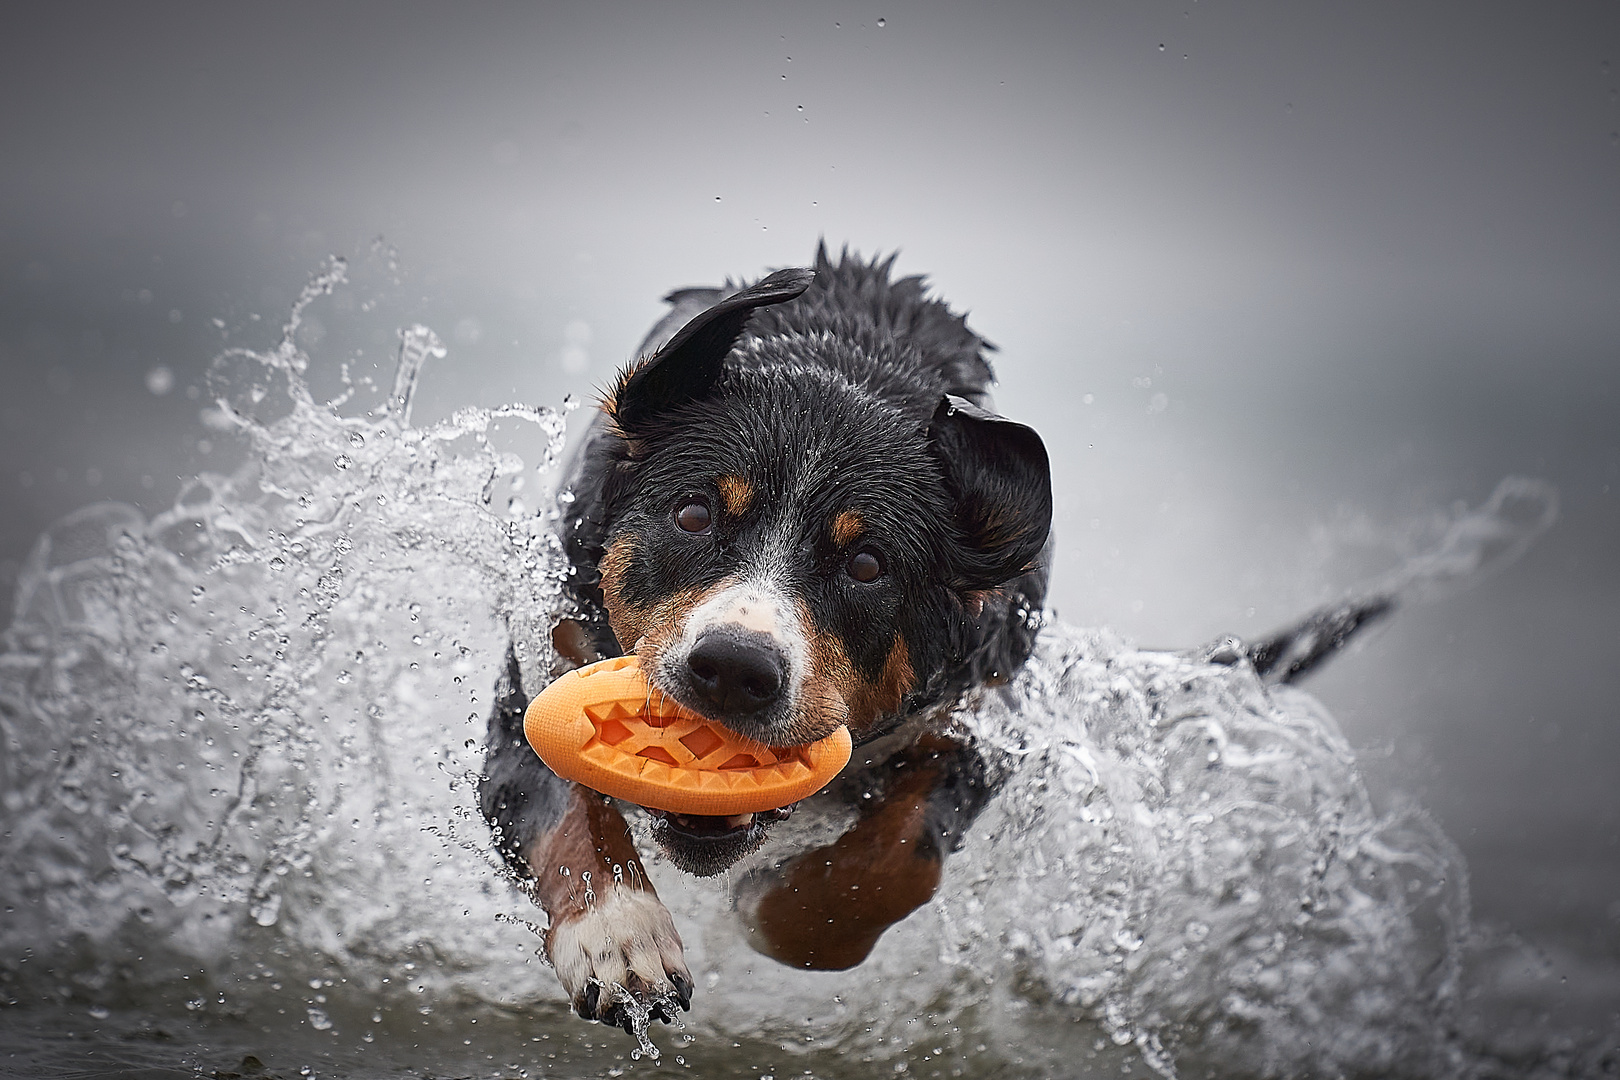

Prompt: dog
[{"left": 478, "top": 245, "right": 1386, "bottom": 1031}]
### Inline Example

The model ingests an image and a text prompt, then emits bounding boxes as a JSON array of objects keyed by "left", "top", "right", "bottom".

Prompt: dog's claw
[
  {"left": 579, "top": 981, "right": 600, "bottom": 1020},
  {"left": 671, "top": 970, "right": 694, "bottom": 1010},
  {"left": 547, "top": 889, "right": 691, "bottom": 1034}
]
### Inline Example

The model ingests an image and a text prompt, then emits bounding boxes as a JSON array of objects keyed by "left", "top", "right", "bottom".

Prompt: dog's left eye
[
  {"left": 674, "top": 498, "right": 712, "bottom": 534},
  {"left": 847, "top": 549, "right": 883, "bottom": 583}
]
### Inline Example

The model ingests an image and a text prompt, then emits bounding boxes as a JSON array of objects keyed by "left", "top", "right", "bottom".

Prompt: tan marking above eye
[
  {"left": 830, "top": 509, "right": 864, "bottom": 548},
  {"left": 717, "top": 474, "right": 754, "bottom": 516}
]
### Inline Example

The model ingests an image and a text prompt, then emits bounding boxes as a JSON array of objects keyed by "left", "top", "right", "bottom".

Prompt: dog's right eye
[{"left": 674, "top": 499, "right": 712, "bottom": 534}]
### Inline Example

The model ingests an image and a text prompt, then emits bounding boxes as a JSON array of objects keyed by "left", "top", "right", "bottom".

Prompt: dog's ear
[
  {"left": 928, "top": 395, "right": 1052, "bottom": 589},
  {"left": 610, "top": 267, "right": 815, "bottom": 432}
]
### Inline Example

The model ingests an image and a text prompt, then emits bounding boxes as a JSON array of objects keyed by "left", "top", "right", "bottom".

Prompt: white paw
[{"left": 547, "top": 887, "right": 693, "bottom": 1026}]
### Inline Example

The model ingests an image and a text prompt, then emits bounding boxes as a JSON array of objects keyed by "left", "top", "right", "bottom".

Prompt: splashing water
[
  {"left": 0, "top": 262, "right": 1598, "bottom": 1078},
  {"left": 0, "top": 257, "right": 580, "bottom": 1058}
]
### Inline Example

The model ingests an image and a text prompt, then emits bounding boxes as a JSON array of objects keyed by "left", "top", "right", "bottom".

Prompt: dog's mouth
[
  {"left": 643, "top": 805, "right": 794, "bottom": 876},
  {"left": 644, "top": 804, "right": 793, "bottom": 836}
]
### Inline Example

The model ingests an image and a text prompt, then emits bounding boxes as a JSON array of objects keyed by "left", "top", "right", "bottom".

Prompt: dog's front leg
[
  {"left": 480, "top": 648, "right": 692, "bottom": 1028},
  {"left": 526, "top": 785, "right": 694, "bottom": 1026},
  {"left": 738, "top": 733, "right": 992, "bottom": 970}
]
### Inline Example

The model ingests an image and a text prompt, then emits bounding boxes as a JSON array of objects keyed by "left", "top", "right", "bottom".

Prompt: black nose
[{"left": 684, "top": 629, "right": 786, "bottom": 717}]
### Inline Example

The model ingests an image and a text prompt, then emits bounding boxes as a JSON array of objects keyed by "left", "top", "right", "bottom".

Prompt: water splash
[
  {"left": 0, "top": 262, "right": 1598, "bottom": 1078},
  {"left": 0, "top": 257, "right": 570, "bottom": 1016},
  {"left": 1375, "top": 475, "right": 1558, "bottom": 599}
]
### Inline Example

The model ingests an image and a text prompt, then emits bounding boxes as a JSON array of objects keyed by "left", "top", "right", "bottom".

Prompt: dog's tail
[
  {"left": 1240, "top": 595, "right": 1396, "bottom": 685},
  {"left": 1212, "top": 476, "right": 1558, "bottom": 685}
]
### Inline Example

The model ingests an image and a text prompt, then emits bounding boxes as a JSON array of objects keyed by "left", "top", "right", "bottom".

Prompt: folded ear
[
  {"left": 928, "top": 395, "right": 1053, "bottom": 589},
  {"left": 610, "top": 267, "right": 815, "bottom": 432}
]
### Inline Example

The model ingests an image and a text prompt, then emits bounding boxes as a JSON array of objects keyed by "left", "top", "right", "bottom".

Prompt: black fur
[
  {"left": 477, "top": 245, "right": 1395, "bottom": 996},
  {"left": 478, "top": 647, "right": 569, "bottom": 877},
  {"left": 560, "top": 244, "right": 1051, "bottom": 731},
  {"left": 481, "top": 245, "right": 1054, "bottom": 885}
]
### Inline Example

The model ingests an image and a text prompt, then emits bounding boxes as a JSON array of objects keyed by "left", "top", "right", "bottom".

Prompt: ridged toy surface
[{"left": 523, "top": 655, "right": 853, "bottom": 815}]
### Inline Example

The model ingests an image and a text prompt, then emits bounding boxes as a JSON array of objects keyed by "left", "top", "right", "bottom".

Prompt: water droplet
[
  {"left": 269, "top": 556, "right": 287, "bottom": 571},
  {"left": 334, "top": 453, "right": 353, "bottom": 470},
  {"left": 877, "top": 17, "right": 886, "bottom": 26},
  {"left": 250, "top": 891, "right": 282, "bottom": 926},
  {"left": 349, "top": 432, "right": 365, "bottom": 447}
]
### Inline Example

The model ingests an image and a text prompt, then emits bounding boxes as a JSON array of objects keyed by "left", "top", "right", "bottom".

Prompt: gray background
[{"left": 3, "top": 1, "right": 1617, "bottom": 967}]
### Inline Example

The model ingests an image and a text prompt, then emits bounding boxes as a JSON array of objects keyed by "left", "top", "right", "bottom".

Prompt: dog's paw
[{"left": 546, "top": 887, "right": 694, "bottom": 1029}]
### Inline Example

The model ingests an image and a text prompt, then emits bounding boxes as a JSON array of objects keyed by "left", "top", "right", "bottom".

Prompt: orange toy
[{"left": 523, "top": 655, "right": 852, "bottom": 816}]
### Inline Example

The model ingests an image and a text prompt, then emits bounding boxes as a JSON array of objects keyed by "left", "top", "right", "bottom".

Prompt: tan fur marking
[
  {"left": 845, "top": 636, "right": 914, "bottom": 735},
  {"left": 746, "top": 759, "right": 943, "bottom": 970},
  {"left": 600, "top": 535, "right": 733, "bottom": 676},
  {"left": 793, "top": 600, "right": 914, "bottom": 742},
  {"left": 597, "top": 534, "right": 639, "bottom": 637},
  {"left": 717, "top": 474, "right": 754, "bottom": 517},
  {"left": 830, "top": 509, "right": 865, "bottom": 548},
  {"left": 523, "top": 786, "right": 654, "bottom": 919}
]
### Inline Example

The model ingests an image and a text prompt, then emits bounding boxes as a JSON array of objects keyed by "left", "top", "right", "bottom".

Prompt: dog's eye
[
  {"left": 847, "top": 549, "right": 883, "bottom": 583},
  {"left": 674, "top": 498, "right": 712, "bottom": 534}
]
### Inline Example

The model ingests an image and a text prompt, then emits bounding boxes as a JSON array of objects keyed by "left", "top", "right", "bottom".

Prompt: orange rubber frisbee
[{"left": 523, "top": 655, "right": 852, "bottom": 816}]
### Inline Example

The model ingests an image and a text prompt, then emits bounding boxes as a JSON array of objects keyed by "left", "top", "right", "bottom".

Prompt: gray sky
[{"left": 3, "top": 0, "right": 1618, "bottom": 958}]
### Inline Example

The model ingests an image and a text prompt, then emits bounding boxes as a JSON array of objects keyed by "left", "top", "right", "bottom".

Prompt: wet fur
[
  {"left": 478, "top": 245, "right": 1388, "bottom": 1027},
  {"left": 557, "top": 248, "right": 1050, "bottom": 736}
]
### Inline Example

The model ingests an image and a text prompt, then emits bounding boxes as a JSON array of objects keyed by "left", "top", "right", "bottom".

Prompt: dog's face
[{"left": 590, "top": 270, "right": 1050, "bottom": 875}]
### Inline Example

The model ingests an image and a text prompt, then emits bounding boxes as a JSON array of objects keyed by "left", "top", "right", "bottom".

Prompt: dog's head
[{"left": 590, "top": 267, "right": 1051, "bottom": 874}]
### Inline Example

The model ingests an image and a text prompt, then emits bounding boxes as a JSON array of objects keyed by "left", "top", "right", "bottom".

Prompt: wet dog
[
  {"left": 477, "top": 246, "right": 1386, "bottom": 1030},
  {"left": 479, "top": 247, "right": 1053, "bottom": 1026}
]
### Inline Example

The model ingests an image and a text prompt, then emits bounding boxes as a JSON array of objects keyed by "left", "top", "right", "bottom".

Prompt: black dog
[{"left": 478, "top": 246, "right": 1385, "bottom": 1030}]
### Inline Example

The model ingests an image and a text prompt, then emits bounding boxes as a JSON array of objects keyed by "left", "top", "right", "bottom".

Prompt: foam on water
[{"left": 0, "top": 263, "right": 1597, "bottom": 1078}]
